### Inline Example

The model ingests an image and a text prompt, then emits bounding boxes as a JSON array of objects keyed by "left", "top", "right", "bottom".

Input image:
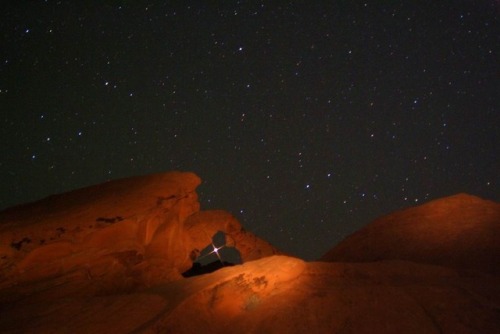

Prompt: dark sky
[{"left": 1, "top": 2, "right": 498, "bottom": 260}]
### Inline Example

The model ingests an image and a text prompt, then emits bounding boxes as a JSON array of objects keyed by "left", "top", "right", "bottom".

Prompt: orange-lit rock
[
  {"left": 2, "top": 254, "right": 499, "bottom": 333},
  {"left": 0, "top": 175, "right": 499, "bottom": 333},
  {"left": 0, "top": 171, "right": 279, "bottom": 295},
  {"left": 321, "top": 193, "right": 500, "bottom": 275}
]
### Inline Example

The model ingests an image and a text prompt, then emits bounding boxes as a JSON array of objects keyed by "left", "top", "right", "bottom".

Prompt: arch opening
[{"left": 182, "top": 231, "right": 242, "bottom": 277}]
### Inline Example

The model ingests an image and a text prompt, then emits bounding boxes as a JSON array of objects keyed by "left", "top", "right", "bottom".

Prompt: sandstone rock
[
  {"left": 0, "top": 175, "right": 498, "bottom": 333},
  {"left": 0, "top": 171, "right": 279, "bottom": 296},
  {"left": 321, "top": 193, "right": 500, "bottom": 275},
  {"left": 2, "top": 256, "right": 498, "bottom": 333}
]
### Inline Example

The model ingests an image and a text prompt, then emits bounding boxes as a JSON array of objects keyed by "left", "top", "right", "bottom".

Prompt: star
[{"left": 0, "top": 2, "right": 497, "bottom": 261}]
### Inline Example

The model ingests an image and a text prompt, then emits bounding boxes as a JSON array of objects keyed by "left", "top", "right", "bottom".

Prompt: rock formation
[
  {"left": 321, "top": 193, "right": 500, "bottom": 275},
  {"left": 0, "top": 172, "right": 498, "bottom": 333},
  {"left": 0, "top": 171, "right": 280, "bottom": 296}
]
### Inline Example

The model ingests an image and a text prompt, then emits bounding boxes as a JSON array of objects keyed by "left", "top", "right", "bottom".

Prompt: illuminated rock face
[
  {"left": 321, "top": 193, "right": 500, "bottom": 275},
  {"left": 0, "top": 171, "right": 279, "bottom": 295},
  {"left": 159, "top": 257, "right": 500, "bottom": 333},
  {"left": 0, "top": 176, "right": 499, "bottom": 333},
  {"left": 2, "top": 255, "right": 499, "bottom": 333}
]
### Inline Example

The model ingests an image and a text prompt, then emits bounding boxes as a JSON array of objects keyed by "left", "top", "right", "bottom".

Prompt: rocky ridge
[
  {"left": 0, "top": 171, "right": 279, "bottom": 297},
  {"left": 0, "top": 172, "right": 498, "bottom": 333}
]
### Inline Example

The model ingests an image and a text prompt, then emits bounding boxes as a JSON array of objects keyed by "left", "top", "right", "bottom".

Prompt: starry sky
[{"left": 1, "top": 2, "right": 498, "bottom": 260}]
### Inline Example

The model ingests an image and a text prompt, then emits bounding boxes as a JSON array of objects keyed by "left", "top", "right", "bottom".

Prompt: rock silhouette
[
  {"left": 0, "top": 172, "right": 498, "bottom": 333},
  {"left": 181, "top": 260, "right": 236, "bottom": 277}
]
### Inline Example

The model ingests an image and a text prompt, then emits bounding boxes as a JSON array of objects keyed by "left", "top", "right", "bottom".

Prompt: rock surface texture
[
  {"left": 0, "top": 172, "right": 279, "bottom": 296},
  {"left": 0, "top": 172, "right": 498, "bottom": 333}
]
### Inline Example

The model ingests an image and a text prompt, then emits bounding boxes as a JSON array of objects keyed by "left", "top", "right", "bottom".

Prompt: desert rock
[
  {"left": 321, "top": 193, "right": 500, "bottom": 275},
  {"left": 0, "top": 171, "right": 280, "bottom": 296},
  {"left": 0, "top": 173, "right": 498, "bottom": 333}
]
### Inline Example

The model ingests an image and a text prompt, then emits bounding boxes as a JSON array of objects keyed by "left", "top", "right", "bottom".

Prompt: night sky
[{"left": 1, "top": 2, "right": 498, "bottom": 260}]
